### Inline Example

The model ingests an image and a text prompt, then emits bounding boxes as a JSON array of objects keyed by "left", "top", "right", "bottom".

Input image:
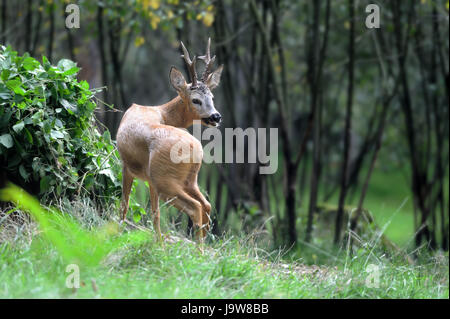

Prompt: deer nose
[{"left": 210, "top": 113, "right": 222, "bottom": 123}]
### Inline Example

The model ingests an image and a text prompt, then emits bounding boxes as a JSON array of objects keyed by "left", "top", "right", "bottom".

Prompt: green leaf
[
  {"left": 42, "top": 55, "right": 50, "bottom": 69},
  {"left": 0, "top": 134, "right": 13, "bottom": 148},
  {"left": 22, "top": 57, "right": 40, "bottom": 71},
  {"left": 50, "top": 130, "right": 64, "bottom": 139},
  {"left": 39, "top": 175, "right": 52, "bottom": 194},
  {"left": 5, "top": 79, "right": 21, "bottom": 90},
  {"left": 19, "top": 165, "right": 30, "bottom": 180},
  {"left": 133, "top": 210, "right": 142, "bottom": 223},
  {"left": 12, "top": 121, "right": 25, "bottom": 133},
  {"left": 1, "top": 69, "right": 11, "bottom": 81},
  {"left": 60, "top": 98, "right": 77, "bottom": 114},
  {"left": 6, "top": 79, "right": 26, "bottom": 96},
  {"left": 102, "top": 130, "right": 111, "bottom": 142},
  {"left": 99, "top": 168, "right": 116, "bottom": 182},
  {"left": 0, "top": 91, "right": 11, "bottom": 100},
  {"left": 57, "top": 59, "right": 77, "bottom": 72},
  {"left": 24, "top": 127, "right": 33, "bottom": 144},
  {"left": 84, "top": 174, "right": 95, "bottom": 189},
  {"left": 62, "top": 67, "right": 80, "bottom": 76},
  {"left": 79, "top": 80, "right": 89, "bottom": 90}
]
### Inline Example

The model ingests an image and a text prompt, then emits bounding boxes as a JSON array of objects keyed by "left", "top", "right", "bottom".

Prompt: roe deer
[{"left": 116, "top": 39, "right": 223, "bottom": 240}]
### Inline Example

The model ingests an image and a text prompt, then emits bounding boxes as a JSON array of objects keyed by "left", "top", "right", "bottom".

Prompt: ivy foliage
[{"left": 0, "top": 46, "right": 121, "bottom": 201}]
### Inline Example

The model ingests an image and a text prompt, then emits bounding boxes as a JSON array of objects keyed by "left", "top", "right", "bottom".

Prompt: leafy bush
[{"left": 0, "top": 45, "right": 121, "bottom": 201}]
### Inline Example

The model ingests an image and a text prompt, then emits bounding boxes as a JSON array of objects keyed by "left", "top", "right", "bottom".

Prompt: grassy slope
[
  {"left": 0, "top": 227, "right": 448, "bottom": 298},
  {"left": 0, "top": 164, "right": 448, "bottom": 299}
]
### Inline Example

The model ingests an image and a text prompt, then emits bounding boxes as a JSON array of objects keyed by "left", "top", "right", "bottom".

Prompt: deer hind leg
[
  {"left": 184, "top": 162, "right": 211, "bottom": 235},
  {"left": 149, "top": 183, "right": 161, "bottom": 240},
  {"left": 121, "top": 167, "right": 134, "bottom": 222},
  {"left": 186, "top": 185, "right": 211, "bottom": 234},
  {"left": 170, "top": 190, "right": 205, "bottom": 241}
]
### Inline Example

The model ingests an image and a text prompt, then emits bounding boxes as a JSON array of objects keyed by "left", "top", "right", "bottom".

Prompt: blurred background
[{"left": 1, "top": 0, "right": 448, "bottom": 254}]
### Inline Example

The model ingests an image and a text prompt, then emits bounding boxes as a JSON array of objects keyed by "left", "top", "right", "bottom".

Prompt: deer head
[{"left": 169, "top": 38, "right": 224, "bottom": 127}]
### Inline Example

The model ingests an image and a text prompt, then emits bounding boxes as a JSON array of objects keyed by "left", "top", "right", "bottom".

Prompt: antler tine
[
  {"left": 180, "top": 41, "right": 198, "bottom": 88},
  {"left": 198, "top": 37, "right": 216, "bottom": 82}
]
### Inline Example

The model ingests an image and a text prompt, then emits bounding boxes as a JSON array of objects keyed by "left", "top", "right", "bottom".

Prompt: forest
[{"left": 0, "top": 0, "right": 448, "bottom": 299}]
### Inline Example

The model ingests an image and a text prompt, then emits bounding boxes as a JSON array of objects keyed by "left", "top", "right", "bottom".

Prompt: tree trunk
[
  {"left": 334, "top": 0, "right": 355, "bottom": 244},
  {"left": 47, "top": 1, "right": 55, "bottom": 61}
]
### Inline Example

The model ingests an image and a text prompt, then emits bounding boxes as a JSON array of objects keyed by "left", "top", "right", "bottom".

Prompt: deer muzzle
[{"left": 202, "top": 113, "right": 222, "bottom": 127}]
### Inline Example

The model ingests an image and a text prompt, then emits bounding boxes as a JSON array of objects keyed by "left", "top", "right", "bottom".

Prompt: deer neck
[{"left": 158, "top": 96, "right": 196, "bottom": 128}]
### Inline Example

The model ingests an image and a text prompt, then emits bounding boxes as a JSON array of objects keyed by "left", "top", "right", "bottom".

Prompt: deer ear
[
  {"left": 206, "top": 65, "right": 223, "bottom": 90},
  {"left": 169, "top": 67, "right": 187, "bottom": 92}
]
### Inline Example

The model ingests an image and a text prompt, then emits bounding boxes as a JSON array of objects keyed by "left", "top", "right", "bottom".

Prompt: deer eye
[{"left": 192, "top": 99, "right": 202, "bottom": 105}]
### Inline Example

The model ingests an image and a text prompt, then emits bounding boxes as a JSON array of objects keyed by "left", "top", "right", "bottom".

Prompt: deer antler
[
  {"left": 198, "top": 37, "right": 216, "bottom": 82},
  {"left": 180, "top": 41, "right": 198, "bottom": 88}
]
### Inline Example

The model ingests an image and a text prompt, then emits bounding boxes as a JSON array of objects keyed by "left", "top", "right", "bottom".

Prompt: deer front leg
[
  {"left": 149, "top": 184, "right": 162, "bottom": 241},
  {"left": 121, "top": 167, "right": 134, "bottom": 223}
]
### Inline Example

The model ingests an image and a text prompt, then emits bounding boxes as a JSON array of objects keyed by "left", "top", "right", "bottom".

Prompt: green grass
[
  {"left": 0, "top": 230, "right": 448, "bottom": 298},
  {"left": 0, "top": 184, "right": 448, "bottom": 299},
  {"left": 357, "top": 167, "right": 415, "bottom": 246}
]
